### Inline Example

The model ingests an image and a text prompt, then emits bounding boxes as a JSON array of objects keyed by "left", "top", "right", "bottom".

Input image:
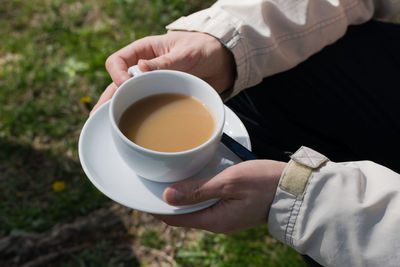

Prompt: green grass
[
  {"left": 0, "top": 0, "right": 214, "bottom": 234},
  {"left": 175, "top": 226, "right": 305, "bottom": 267},
  {"left": 0, "top": 0, "right": 306, "bottom": 266}
]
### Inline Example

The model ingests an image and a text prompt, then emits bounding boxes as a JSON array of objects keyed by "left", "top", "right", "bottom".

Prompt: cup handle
[{"left": 128, "top": 65, "right": 144, "bottom": 77}]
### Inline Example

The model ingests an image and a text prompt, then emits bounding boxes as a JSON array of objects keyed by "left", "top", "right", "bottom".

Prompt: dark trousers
[
  {"left": 226, "top": 20, "right": 400, "bottom": 266},
  {"left": 226, "top": 20, "right": 400, "bottom": 173}
]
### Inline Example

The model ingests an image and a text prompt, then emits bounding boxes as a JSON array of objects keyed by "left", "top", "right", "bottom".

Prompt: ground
[{"left": 5, "top": 0, "right": 397, "bottom": 266}]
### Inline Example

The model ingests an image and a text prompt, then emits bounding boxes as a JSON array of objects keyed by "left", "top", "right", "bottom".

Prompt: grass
[
  {"left": 0, "top": 140, "right": 108, "bottom": 235},
  {"left": 0, "top": 0, "right": 306, "bottom": 266},
  {"left": 175, "top": 226, "right": 305, "bottom": 266}
]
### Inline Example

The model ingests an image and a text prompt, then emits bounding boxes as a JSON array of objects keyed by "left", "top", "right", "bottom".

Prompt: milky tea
[{"left": 118, "top": 93, "right": 215, "bottom": 153}]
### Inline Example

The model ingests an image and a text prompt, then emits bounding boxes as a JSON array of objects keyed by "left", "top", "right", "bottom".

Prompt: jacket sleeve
[
  {"left": 268, "top": 146, "right": 400, "bottom": 267},
  {"left": 166, "top": 0, "right": 400, "bottom": 100}
]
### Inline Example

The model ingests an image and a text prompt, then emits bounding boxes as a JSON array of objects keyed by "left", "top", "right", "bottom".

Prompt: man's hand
[
  {"left": 91, "top": 31, "right": 236, "bottom": 114},
  {"left": 155, "top": 160, "right": 286, "bottom": 234}
]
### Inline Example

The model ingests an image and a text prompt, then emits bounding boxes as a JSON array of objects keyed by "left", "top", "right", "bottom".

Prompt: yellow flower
[
  {"left": 52, "top": 181, "right": 66, "bottom": 192},
  {"left": 80, "top": 96, "right": 91, "bottom": 103}
]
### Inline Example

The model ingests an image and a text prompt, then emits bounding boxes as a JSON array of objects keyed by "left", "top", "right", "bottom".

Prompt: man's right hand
[{"left": 91, "top": 31, "right": 236, "bottom": 114}]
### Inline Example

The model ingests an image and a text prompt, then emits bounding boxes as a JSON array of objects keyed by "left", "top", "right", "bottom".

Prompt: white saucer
[{"left": 78, "top": 101, "right": 251, "bottom": 214}]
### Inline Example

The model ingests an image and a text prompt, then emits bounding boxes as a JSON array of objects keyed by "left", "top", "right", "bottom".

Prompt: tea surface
[{"left": 119, "top": 93, "right": 215, "bottom": 152}]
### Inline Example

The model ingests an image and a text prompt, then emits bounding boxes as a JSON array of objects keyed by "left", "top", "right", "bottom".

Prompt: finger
[
  {"left": 106, "top": 37, "right": 158, "bottom": 85},
  {"left": 137, "top": 47, "right": 194, "bottom": 72},
  {"left": 105, "top": 56, "right": 132, "bottom": 86},
  {"left": 154, "top": 201, "right": 223, "bottom": 231},
  {"left": 163, "top": 176, "right": 224, "bottom": 206},
  {"left": 90, "top": 82, "right": 118, "bottom": 115}
]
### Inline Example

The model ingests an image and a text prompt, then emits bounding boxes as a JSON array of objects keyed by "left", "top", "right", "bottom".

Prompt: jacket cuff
[
  {"left": 166, "top": 7, "right": 248, "bottom": 101},
  {"left": 268, "top": 146, "right": 328, "bottom": 247}
]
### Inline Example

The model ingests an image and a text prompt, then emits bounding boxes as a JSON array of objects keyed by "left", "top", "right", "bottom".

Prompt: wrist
[
  {"left": 268, "top": 147, "right": 329, "bottom": 245},
  {"left": 273, "top": 161, "right": 287, "bottom": 187}
]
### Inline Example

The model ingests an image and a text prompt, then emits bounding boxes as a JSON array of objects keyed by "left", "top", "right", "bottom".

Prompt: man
[{"left": 92, "top": 1, "right": 400, "bottom": 266}]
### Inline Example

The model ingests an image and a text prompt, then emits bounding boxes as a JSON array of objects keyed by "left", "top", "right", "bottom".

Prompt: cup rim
[{"left": 109, "top": 69, "right": 225, "bottom": 156}]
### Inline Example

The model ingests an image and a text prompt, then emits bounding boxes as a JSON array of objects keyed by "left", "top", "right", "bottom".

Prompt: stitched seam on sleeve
[
  {"left": 287, "top": 171, "right": 315, "bottom": 247},
  {"left": 284, "top": 196, "right": 299, "bottom": 245},
  {"left": 235, "top": 0, "right": 360, "bottom": 62},
  {"left": 198, "top": 8, "right": 251, "bottom": 90},
  {"left": 206, "top": 7, "right": 244, "bottom": 47},
  {"left": 249, "top": 13, "right": 346, "bottom": 58},
  {"left": 289, "top": 197, "right": 305, "bottom": 247}
]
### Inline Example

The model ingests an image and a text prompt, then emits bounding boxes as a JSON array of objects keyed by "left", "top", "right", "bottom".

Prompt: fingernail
[{"left": 164, "top": 187, "right": 183, "bottom": 204}]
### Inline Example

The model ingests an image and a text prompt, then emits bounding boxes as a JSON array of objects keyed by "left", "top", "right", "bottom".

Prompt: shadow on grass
[{"left": 0, "top": 138, "right": 139, "bottom": 266}]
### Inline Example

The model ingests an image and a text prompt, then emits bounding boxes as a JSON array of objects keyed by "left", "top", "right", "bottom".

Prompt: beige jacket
[{"left": 167, "top": 1, "right": 400, "bottom": 266}]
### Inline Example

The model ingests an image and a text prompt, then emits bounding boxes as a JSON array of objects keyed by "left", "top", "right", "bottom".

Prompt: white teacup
[{"left": 109, "top": 66, "right": 225, "bottom": 183}]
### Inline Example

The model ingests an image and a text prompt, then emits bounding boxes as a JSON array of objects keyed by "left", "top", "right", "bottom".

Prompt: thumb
[
  {"left": 163, "top": 176, "right": 223, "bottom": 206},
  {"left": 138, "top": 52, "right": 185, "bottom": 72}
]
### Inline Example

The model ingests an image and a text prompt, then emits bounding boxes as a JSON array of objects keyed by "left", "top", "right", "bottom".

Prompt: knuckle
[
  {"left": 221, "top": 182, "right": 236, "bottom": 195},
  {"left": 161, "top": 54, "right": 176, "bottom": 69},
  {"left": 185, "top": 49, "right": 200, "bottom": 61},
  {"left": 180, "top": 48, "right": 200, "bottom": 67},
  {"left": 228, "top": 163, "right": 247, "bottom": 177},
  {"left": 140, "top": 36, "right": 152, "bottom": 44},
  {"left": 220, "top": 166, "right": 244, "bottom": 195},
  {"left": 223, "top": 164, "right": 240, "bottom": 178},
  {"left": 105, "top": 55, "right": 114, "bottom": 70},
  {"left": 190, "top": 186, "right": 203, "bottom": 202}
]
